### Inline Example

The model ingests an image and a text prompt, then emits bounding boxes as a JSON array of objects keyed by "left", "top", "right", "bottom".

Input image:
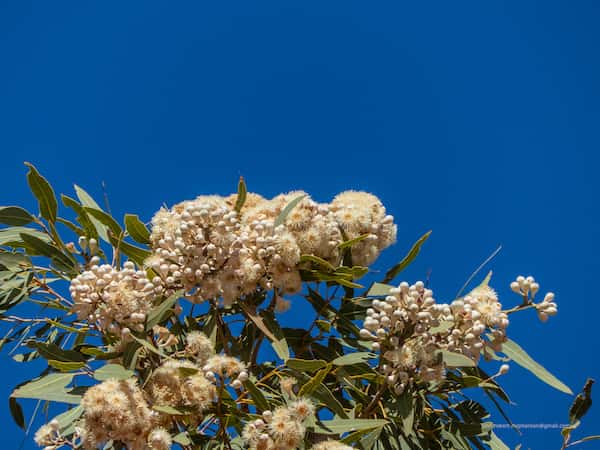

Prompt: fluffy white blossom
[{"left": 70, "top": 261, "right": 163, "bottom": 333}]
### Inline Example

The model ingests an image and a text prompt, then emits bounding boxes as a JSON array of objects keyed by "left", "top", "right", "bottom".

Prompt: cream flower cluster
[
  {"left": 510, "top": 275, "right": 558, "bottom": 322},
  {"left": 149, "top": 191, "right": 396, "bottom": 305},
  {"left": 33, "top": 419, "right": 60, "bottom": 449},
  {"left": 360, "top": 281, "right": 449, "bottom": 394},
  {"left": 361, "top": 277, "right": 541, "bottom": 394},
  {"left": 70, "top": 260, "right": 163, "bottom": 333},
  {"left": 242, "top": 399, "right": 315, "bottom": 450},
  {"left": 77, "top": 378, "right": 155, "bottom": 450},
  {"left": 446, "top": 284, "right": 509, "bottom": 362}
]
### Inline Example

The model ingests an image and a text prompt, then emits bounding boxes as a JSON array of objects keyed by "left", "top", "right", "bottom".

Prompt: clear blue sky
[{"left": 1, "top": 1, "right": 599, "bottom": 448}]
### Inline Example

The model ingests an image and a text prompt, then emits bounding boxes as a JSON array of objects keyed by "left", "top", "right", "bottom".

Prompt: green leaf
[
  {"left": 0, "top": 227, "right": 50, "bottom": 246},
  {"left": 274, "top": 195, "right": 307, "bottom": 228},
  {"left": 501, "top": 338, "right": 573, "bottom": 394},
  {"left": 124, "top": 214, "right": 151, "bottom": 244},
  {"left": 383, "top": 230, "right": 431, "bottom": 283},
  {"left": 239, "top": 303, "right": 289, "bottom": 361},
  {"left": 32, "top": 342, "right": 86, "bottom": 362},
  {"left": 146, "top": 290, "right": 183, "bottom": 331},
  {"left": 129, "top": 333, "right": 165, "bottom": 357},
  {"left": 153, "top": 405, "right": 197, "bottom": 415},
  {"left": 0, "top": 207, "right": 34, "bottom": 226},
  {"left": 74, "top": 185, "right": 109, "bottom": 242},
  {"left": 332, "top": 352, "right": 376, "bottom": 366},
  {"left": 234, "top": 176, "right": 247, "bottom": 213},
  {"left": 51, "top": 405, "right": 84, "bottom": 435},
  {"left": 243, "top": 379, "right": 270, "bottom": 411},
  {"left": 439, "top": 350, "right": 476, "bottom": 368},
  {"left": 367, "top": 282, "right": 393, "bottom": 297},
  {"left": 108, "top": 234, "right": 150, "bottom": 266},
  {"left": 84, "top": 207, "right": 122, "bottom": 237},
  {"left": 19, "top": 233, "right": 76, "bottom": 271},
  {"left": 569, "top": 378, "right": 593, "bottom": 424},
  {"left": 338, "top": 233, "right": 371, "bottom": 250},
  {"left": 94, "top": 364, "right": 135, "bottom": 381},
  {"left": 287, "top": 358, "right": 328, "bottom": 372},
  {"left": 25, "top": 162, "right": 58, "bottom": 223},
  {"left": 48, "top": 360, "right": 86, "bottom": 372},
  {"left": 61, "top": 194, "right": 99, "bottom": 240},
  {"left": 319, "top": 418, "right": 388, "bottom": 434},
  {"left": 300, "top": 254, "right": 335, "bottom": 272},
  {"left": 173, "top": 432, "right": 192, "bottom": 446},
  {"left": 0, "top": 252, "right": 32, "bottom": 271},
  {"left": 9, "top": 397, "right": 25, "bottom": 429},
  {"left": 298, "top": 364, "right": 331, "bottom": 397},
  {"left": 11, "top": 373, "right": 81, "bottom": 404},
  {"left": 486, "top": 432, "right": 510, "bottom": 450}
]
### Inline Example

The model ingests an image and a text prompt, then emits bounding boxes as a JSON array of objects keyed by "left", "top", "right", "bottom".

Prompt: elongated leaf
[
  {"left": 129, "top": 333, "right": 165, "bottom": 357},
  {"left": 487, "top": 432, "right": 510, "bottom": 450},
  {"left": 239, "top": 303, "right": 289, "bottom": 361},
  {"left": 84, "top": 207, "right": 122, "bottom": 237},
  {"left": 0, "top": 252, "right": 31, "bottom": 271},
  {"left": 19, "top": 233, "right": 75, "bottom": 271},
  {"left": 319, "top": 418, "right": 388, "bottom": 434},
  {"left": 338, "top": 233, "right": 371, "bottom": 250},
  {"left": 439, "top": 350, "right": 476, "bottom": 368},
  {"left": 124, "top": 214, "right": 150, "bottom": 244},
  {"left": 48, "top": 360, "right": 86, "bottom": 372},
  {"left": 274, "top": 195, "right": 306, "bottom": 228},
  {"left": 25, "top": 162, "right": 57, "bottom": 223},
  {"left": 298, "top": 364, "right": 331, "bottom": 397},
  {"left": 32, "top": 342, "right": 85, "bottom": 363},
  {"left": 74, "top": 185, "right": 109, "bottom": 242},
  {"left": 332, "top": 352, "right": 376, "bottom": 366},
  {"left": 94, "top": 364, "right": 134, "bottom": 381},
  {"left": 12, "top": 373, "right": 81, "bottom": 404},
  {"left": 367, "top": 282, "right": 393, "bottom": 297},
  {"left": 108, "top": 234, "right": 150, "bottom": 266},
  {"left": 383, "top": 230, "right": 431, "bottom": 283},
  {"left": 300, "top": 254, "right": 335, "bottom": 272},
  {"left": 243, "top": 379, "right": 270, "bottom": 411},
  {"left": 9, "top": 397, "right": 25, "bottom": 429},
  {"left": 0, "top": 227, "right": 50, "bottom": 246},
  {"left": 52, "top": 405, "right": 84, "bottom": 435},
  {"left": 502, "top": 338, "right": 572, "bottom": 394},
  {"left": 0, "top": 206, "right": 34, "bottom": 226},
  {"left": 287, "top": 358, "right": 328, "bottom": 372},
  {"left": 146, "top": 290, "right": 183, "bottom": 331},
  {"left": 234, "top": 176, "right": 247, "bottom": 213},
  {"left": 61, "top": 194, "right": 99, "bottom": 239}
]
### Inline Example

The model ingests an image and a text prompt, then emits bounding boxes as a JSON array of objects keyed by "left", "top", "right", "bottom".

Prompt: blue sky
[{"left": 1, "top": 1, "right": 599, "bottom": 448}]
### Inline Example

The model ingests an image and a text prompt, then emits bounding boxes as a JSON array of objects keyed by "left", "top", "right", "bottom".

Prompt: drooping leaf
[
  {"left": 318, "top": 418, "right": 388, "bottom": 434},
  {"left": 332, "top": 352, "right": 376, "bottom": 366},
  {"left": 287, "top": 358, "right": 328, "bottom": 372},
  {"left": 25, "top": 162, "right": 58, "bottom": 223},
  {"left": 569, "top": 379, "right": 593, "bottom": 424},
  {"left": 0, "top": 206, "right": 34, "bottom": 226},
  {"left": 383, "top": 230, "right": 431, "bottom": 283},
  {"left": 146, "top": 290, "right": 183, "bottom": 331},
  {"left": 31, "top": 342, "right": 86, "bottom": 363},
  {"left": 84, "top": 207, "right": 122, "bottom": 237},
  {"left": 239, "top": 303, "right": 289, "bottom": 361},
  {"left": 47, "top": 360, "right": 87, "bottom": 372},
  {"left": 298, "top": 364, "right": 331, "bottom": 397},
  {"left": 11, "top": 373, "right": 81, "bottom": 404},
  {"left": 51, "top": 405, "right": 84, "bottom": 435},
  {"left": 243, "top": 379, "right": 270, "bottom": 412},
  {"left": 19, "top": 233, "right": 76, "bottom": 271},
  {"left": 274, "top": 195, "right": 306, "bottom": 228},
  {"left": 337, "top": 233, "right": 371, "bottom": 250},
  {"left": 108, "top": 234, "right": 150, "bottom": 266},
  {"left": 0, "top": 227, "right": 50, "bottom": 246},
  {"left": 367, "top": 282, "right": 393, "bottom": 297},
  {"left": 94, "top": 364, "right": 135, "bottom": 381},
  {"left": 8, "top": 397, "right": 25, "bottom": 429},
  {"left": 124, "top": 214, "right": 151, "bottom": 244},
  {"left": 501, "top": 338, "right": 572, "bottom": 394},
  {"left": 439, "top": 350, "right": 477, "bottom": 368},
  {"left": 486, "top": 432, "right": 510, "bottom": 450}
]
